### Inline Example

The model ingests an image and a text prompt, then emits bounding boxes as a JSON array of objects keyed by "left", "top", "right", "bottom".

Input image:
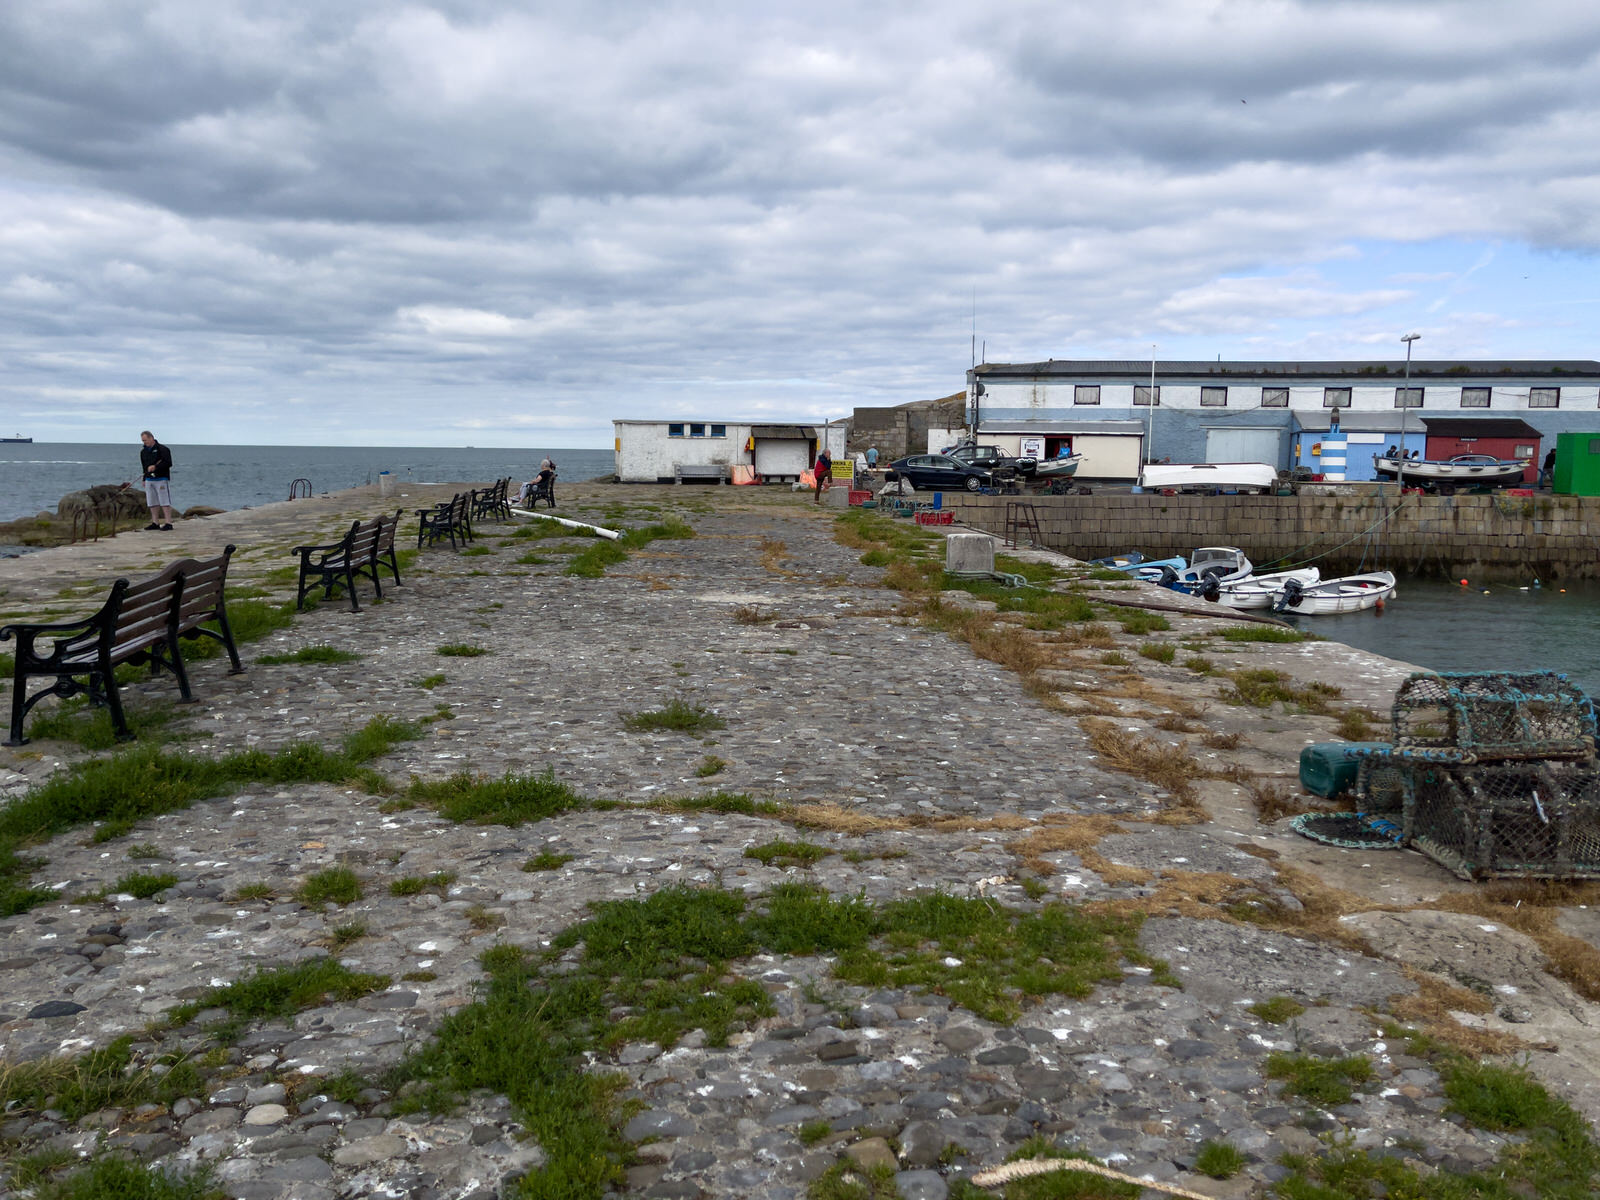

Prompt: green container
[
  {"left": 1299, "top": 742, "right": 1390, "bottom": 798},
  {"left": 1552, "top": 432, "right": 1600, "bottom": 496}
]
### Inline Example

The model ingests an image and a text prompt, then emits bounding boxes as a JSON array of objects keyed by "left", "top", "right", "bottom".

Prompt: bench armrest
[
  {"left": 1, "top": 614, "right": 100, "bottom": 642},
  {"left": 291, "top": 538, "right": 351, "bottom": 557}
]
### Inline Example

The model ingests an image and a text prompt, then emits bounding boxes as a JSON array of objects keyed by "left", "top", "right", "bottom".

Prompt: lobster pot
[
  {"left": 1403, "top": 760, "right": 1600, "bottom": 881},
  {"left": 1355, "top": 755, "right": 1410, "bottom": 818},
  {"left": 1390, "top": 671, "right": 1596, "bottom": 761}
]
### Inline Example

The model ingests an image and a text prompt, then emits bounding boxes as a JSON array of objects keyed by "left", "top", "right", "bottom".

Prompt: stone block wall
[{"left": 940, "top": 491, "right": 1600, "bottom": 581}]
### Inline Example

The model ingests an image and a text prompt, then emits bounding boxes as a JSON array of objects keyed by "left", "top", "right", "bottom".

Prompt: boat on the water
[
  {"left": 1, "top": 435, "right": 31, "bottom": 443},
  {"left": 1214, "top": 567, "right": 1321, "bottom": 610},
  {"left": 1273, "top": 571, "right": 1398, "bottom": 615},
  {"left": 1139, "top": 462, "right": 1277, "bottom": 493},
  {"left": 1372, "top": 453, "right": 1531, "bottom": 491}
]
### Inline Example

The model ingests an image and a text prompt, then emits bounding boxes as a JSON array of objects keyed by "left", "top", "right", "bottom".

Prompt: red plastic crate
[
  {"left": 1505, "top": 488, "right": 1534, "bottom": 496},
  {"left": 914, "top": 510, "right": 955, "bottom": 525},
  {"left": 848, "top": 489, "right": 871, "bottom": 506}
]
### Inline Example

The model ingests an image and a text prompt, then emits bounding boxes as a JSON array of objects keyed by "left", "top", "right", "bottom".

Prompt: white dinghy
[
  {"left": 1213, "top": 567, "right": 1321, "bottom": 610},
  {"left": 1273, "top": 571, "right": 1397, "bottom": 615}
]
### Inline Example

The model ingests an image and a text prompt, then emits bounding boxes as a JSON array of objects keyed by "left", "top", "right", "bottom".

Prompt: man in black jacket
[{"left": 139, "top": 431, "right": 175, "bottom": 530}]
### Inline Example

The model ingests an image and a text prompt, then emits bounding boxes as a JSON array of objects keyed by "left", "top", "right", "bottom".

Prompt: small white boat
[
  {"left": 1030, "top": 454, "right": 1082, "bottom": 480},
  {"left": 1373, "top": 454, "right": 1531, "bottom": 491},
  {"left": 1162, "top": 546, "right": 1254, "bottom": 595},
  {"left": 1214, "top": 567, "right": 1321, "bottom": 609},
  {"left": 1139, "top": 462, "right": 1278, "bottom": 493},
  {"left": 1273, "top": 571, "right": 1397, "bottom": 615}
]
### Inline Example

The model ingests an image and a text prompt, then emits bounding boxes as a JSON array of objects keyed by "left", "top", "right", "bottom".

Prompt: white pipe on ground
[{"left": 507, "top": 510, "right": 622, "bottom": 540}]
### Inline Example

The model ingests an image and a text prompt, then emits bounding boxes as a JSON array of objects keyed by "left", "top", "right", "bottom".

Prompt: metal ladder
[{"left": 1004, "top": 502, "right": 1043, "bottom": 548}]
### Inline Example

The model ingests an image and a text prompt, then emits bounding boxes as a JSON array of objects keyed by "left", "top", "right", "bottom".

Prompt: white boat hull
[
  {"left": 1373, "top": 455, "right": 1531, "bottom": 490},
  {"left": 1030, "top": 455, "right": 1082, "bottom": 480},
  {"left": 1275, "top": 571, "right": 1397, "bottom": 615},
  {"left": 1140, "top": 462, "right": 1278, "bottom": 493},
  {"left": 1214, "top": 567, "right": 1321, "bottom": 609}
]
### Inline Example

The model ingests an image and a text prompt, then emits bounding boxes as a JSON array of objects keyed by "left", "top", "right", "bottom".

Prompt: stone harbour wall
[{"left": 941, "top": 490, "right": 1600, "bottom": 580}]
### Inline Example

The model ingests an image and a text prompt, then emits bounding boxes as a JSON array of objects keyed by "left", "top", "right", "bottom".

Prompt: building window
[
  {"left": 1074, "top": 385, "right": 1100, "bottom": 405},
  {"left": 1133, "top": 385, "right": 1159, "bottom": 406},
  {"left": 1530, "top": 387, "right": 1560, "bottom": 408},
  {"left": 1323, "top": 387, "right": 1351, "bottom": 408},
  {"left": 1515, "top": 443, "right": 1536, "bottom": 458},
  {"left": 689, "top": 423, "right": 706, "bottom": 437},
  {"left": 710, "top": 424, "right": 726, "bottom": 437},
  {"left": 1395, "top": 387, "right": 1424, "bottom": 409},
  {"left": 1461, "top": 387, "right": 1490, "bottom": 408},
  {"left": 1261, "top": 387, "right": 1288, "bottom": 408},
  {"left": 668, "top": 423, "right": 684, "bottom": 437},
  {"left": 1200, "top": 386, "right": 1228, "bottom": 407}
]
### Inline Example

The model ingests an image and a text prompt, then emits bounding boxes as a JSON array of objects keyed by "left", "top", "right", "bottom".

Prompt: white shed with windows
[{"left": 612, "top": 419, "right": 848, "bottom": 483}]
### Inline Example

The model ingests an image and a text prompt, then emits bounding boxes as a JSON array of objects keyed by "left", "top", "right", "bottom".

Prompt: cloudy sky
[{"left": 3, "top": 1, "right": 1599, "bottom": 447}]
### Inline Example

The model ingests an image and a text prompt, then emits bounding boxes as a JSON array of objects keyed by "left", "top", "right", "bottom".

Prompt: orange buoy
[{"left": 1459, "top": 578, "right": 1469, "bottom": 586}]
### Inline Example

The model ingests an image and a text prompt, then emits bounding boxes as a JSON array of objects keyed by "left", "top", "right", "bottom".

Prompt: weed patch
[
  {"left": 167, "top": 957, "right": 390, "bottom": 1032},
  {"left": 1193, "top": 1140, "right": 1246, "bottom": 1179},
  {"left": 256, "top": 645, "right": 360, "bottom": 665},
  {"left": 1137, "top": 641, "right": 1175, "bottom": 663},
  {"left": 695, "top": 754, "right": 728, "bottom": 777},
  {"left": 113, "top": 870, "right": 178, "bottom": 899},
  {"left": 408, "top": 769, "right": 590, "bottom": 825},
  {"left": 0, "top": 1035, "right": 201, "bottom": 1122},
  {"left": 297, "top": 866, "right": 362, "bottom": 908},
  {"left": 390, "top": 871, "right": 456, "bottom": 897},
  {"left": 414, "top": 673, "right": 446, "bottom": 689},
  {"left": 0, "top": 717, "right": 419, "bottom": 913},
  {"left": 658, "top": 791, "right": 783, "bottom": 817},
  {"left": 1079, "top": 717, "right": 1201, "bottom": 812},
  {"left": 1104, "top": 606, "right": 1170, "bottom": 635},
  {"left": 1222, "top": 668, "right": 1340, "bottom": 714},
  {"left": 1265, "top": 1051, "right": 1373, "bottom": 1106},
  {"left": 1219, "top": 625, "right": 1312, "bottom": 643},
  {"left": 744, "top": 839, "right": 830, "bottom": 868},
  {"left": 523, "top": 850, "right": 575, "bottom": 871},
  {"left": 435, "top": 643, "right": 489, "bottom": 657},
  {"left": 1248, "top": 995, "right": 1306, "bottom": 1024},
  {"left": 621, "top": 698, "right": 726, "bottom": 734},
  {"left": 28, "top": 1157, "right": 222, "bottom": 1200}
]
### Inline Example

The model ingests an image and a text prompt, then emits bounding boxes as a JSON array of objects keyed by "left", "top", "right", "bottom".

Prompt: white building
[{"left": 613, "top": 419, "right": 849, "bottom": 483}]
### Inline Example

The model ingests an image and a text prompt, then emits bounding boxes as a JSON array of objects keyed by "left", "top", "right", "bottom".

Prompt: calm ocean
[{"left": 0, "top": 442, "right": 616, "bottom": 527}]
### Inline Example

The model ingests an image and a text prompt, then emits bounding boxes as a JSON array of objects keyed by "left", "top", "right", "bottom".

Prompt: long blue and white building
[{"left": 963, "top": 360, "right": 1600, "bottom": 482}]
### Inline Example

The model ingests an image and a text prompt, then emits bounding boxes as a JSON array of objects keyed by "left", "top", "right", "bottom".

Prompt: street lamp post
[{"left": 1400, "top": 333, "right": 1420, "bottom": 483}]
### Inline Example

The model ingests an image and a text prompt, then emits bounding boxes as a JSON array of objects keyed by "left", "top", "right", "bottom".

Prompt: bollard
[
  {"left": 379, "top": 471, "right": 395, "bottom": 497},
  {"left": 945, "top": 532, "right": 994, "bottom": 574}
]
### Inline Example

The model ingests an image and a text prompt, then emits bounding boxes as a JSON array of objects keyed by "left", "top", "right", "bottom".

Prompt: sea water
[
  {"left": 0, "top": 442, "right": 616, "bottom": 526},
  {"left": 1280, "top": 575, "right": 1600, "bottom": 697}
]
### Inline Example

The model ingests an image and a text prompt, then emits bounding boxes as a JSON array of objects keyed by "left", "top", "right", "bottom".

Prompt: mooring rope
[
  {"left": 1259, "top": 495, "right": 1407, "bottom": 572},
  {"left": 969, "top": 1156, "right": 1217, "bottom": 1199}
]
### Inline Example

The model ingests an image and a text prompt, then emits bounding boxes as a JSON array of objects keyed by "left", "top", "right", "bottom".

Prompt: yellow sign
[{"left": 832, "top": 459, "right": 855, "bottom": 486}]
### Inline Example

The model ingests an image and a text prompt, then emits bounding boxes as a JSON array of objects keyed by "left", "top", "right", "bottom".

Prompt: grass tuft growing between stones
[
  {"left": 390, "top": 871, "right": 457, "bottom": 896},
  {"left": 1218, "top": 625, "right": 1314, "bottom": 643},
  {"left": 1193, "top": 1140, "right": 1246, "bottom": 1179},
  {"left": 25, "top": 1156, "right": 223, "bottom": 1200},
  {"left": 408, "top": 768, "right": 591, "bottom": 825},
  {"left": 0, "top": 1035, "right": 202, "bottom": 1123},
  {"left": 255, "top": 644, "right": 361, "bottom": 665},
  {"left": 435, "top": 643, "right": 489, "bottom": 657},
  {"left": 296, "top": 866, "right": 363, "bottom": 908},
  {"left": 744, "top": 839, "right": 830, "bottom": 868},
  {"left": 1264, "top": 1051, "right": 1374, "bottom": 1106},
  {"left": 166, "top": 957, "right": 390, "bottom": 1034},
  {"left": 1247, "top": 995, "right": 1306, "bottom": 1024},
  {"left": 389, "top": 883, "right": 1164, "bottom": 1199},
  {"left": 565, "top": 517, "right": 696, "bottom": 578},
  {"left": 0, "top": 716, "right": 421, "bottom": 915},
  {"left": 113, "top": 870, "right": 178, "bottom": 899},
  {"left": 1222, "top": 668, "right": 1341, "bottom": 714},
  {"left": 523, "top": 850, "right": 575, "bottom": 872},
  {"left": 656, "top": 790, "right": 783, "bottom": 817},
  {"left": 621, "top": 698, "right": 726, "bottom": 734}
]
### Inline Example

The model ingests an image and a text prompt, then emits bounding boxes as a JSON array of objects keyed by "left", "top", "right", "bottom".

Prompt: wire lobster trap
[{"left": 1352, "top": 671, "right": 1600, "bottom": 881}]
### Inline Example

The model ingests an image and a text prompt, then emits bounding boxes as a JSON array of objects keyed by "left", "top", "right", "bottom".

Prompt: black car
[
  {"left": 947, "top": 443, "right": 1036, "bottom": 475},
  {"left": 887, "top": 454, "right": 994, "bottom": 492}
]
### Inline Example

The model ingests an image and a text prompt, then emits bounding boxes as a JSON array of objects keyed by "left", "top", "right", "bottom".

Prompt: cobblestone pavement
[{"left": 0, "top": 486, "right": 1594, "bottom": 1198}]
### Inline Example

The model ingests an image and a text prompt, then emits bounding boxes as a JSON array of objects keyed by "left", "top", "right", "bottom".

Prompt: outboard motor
[
  {"left": 1274, "top": 578, "right": 1305, "bottom": 612},
  {"left": 1156, "top": 565, "right": 1180, "bottom": 589},
  {"left": 1200, "top": 575, "right": 1223, "bottom": 603}
]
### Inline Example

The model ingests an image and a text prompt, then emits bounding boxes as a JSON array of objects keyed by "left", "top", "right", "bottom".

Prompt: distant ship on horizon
[{"left": 1, "top": 434, "right": 32, "bottom": 443}]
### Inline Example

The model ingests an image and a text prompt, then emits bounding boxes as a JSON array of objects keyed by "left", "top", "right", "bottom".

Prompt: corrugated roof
[
  {"left": 972, "top": 359, "right": 1600, "bottom": 380},
  {"left": 1420, "top": 417, "right": 1542, "bottom": 439}
]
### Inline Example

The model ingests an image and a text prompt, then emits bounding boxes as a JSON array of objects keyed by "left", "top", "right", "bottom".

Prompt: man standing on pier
[{"left": 139, "top": 430, "right": 175, "bottom": 530}]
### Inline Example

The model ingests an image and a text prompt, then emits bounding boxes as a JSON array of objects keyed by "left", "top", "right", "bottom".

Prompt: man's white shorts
[{"left": 143, "top": 479, "right": 172, "bottom": 507}]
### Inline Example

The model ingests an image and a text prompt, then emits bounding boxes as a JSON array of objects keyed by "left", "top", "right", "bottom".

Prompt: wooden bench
[
  {"left": 293, "top": 509, "right": 403, "bottom": 612},
  {"left": 2, "top": 545, "right": 243, "bottom": 746},
  {"left": 471, "top": 477, "right": 512, "bottom": 524},
  {"left": 674, "top": 463, "right": 727, "bottom": 485},
  {"left": 416, "top": 492, "right": 473, "bottom": 550}
]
